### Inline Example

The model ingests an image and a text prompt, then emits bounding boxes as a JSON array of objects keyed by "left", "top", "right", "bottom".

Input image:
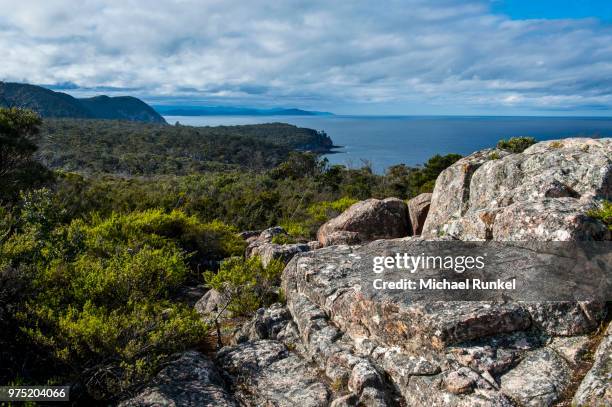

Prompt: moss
[{"left": 496, "top": 136, "right": 537, "bottom": 153}]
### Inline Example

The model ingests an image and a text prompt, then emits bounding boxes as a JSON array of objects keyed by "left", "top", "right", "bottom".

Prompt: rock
[
  {"left": 194, "top": 289, "right": 226, "bottom": 318},
  {"left": 245, "top": 226, "right": 287, "bottom": 257},
  {"left": 280, "top": 237, "right": 608, "bottom": 405},
  {"left": 239, "top": 230, "right": 261, "bottom": 242},
  {"left": 422, "top": 148, "right": 509, "bottom": 239},
  {"left": 248, "top": 242, "right": 311, "bottom": 267},
  {"left": 500, "top": 347, "right": 572, "bottom": 406},
  {"left": 445, "top": 367, "right": 479, "bottom": 394},
  {"left": 423, "top": 138, "right": 612, "bottom": 240},
  {"left": 330, "top": 394, "right": 359, "bottom": 407},
  {"left": 408, "top": 193, "right": 432, "bottom": 235},
  {"left": 573, "top": 323, "right": 612, "bottom": 406},
  {"left": 217, "top": 340, "right": 330, "bottom": 406},
  {"left": 357, "top": 387, "right": 388, "bottom": 406},
  {"left": 548, "top": 335, "right": 591, "bottom": 365},
  {"left": 308, "top": 240, "right": 323, "bottom": 250},
  {"left": 317, "top": 198, "right": 410, "bottom": 246},
  {"left": 231, "top": 303, "right": 292, "bottom": 344},
  {"left": 243, "top": 226, "right": 312, "bottom": 267},
  {"left": 118, "top": 351, "right": 236, "bottom": 406},
  {"left": 348, "top": 361, "right": 384, "bottom": 395},
  {"left": 523, "top": 302, "right": 607, "bottom": 336},
  {"left": 283, "top": 241, "right": 532, "bottom": 353}
]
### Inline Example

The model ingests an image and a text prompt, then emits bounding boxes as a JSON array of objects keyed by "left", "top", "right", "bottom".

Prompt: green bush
[
  {"left": 278, "top": 220, "right": 311, "bottom": 240},
  {"left": 0, "top": 205, "right": 229, "bottom": 400},
  {"left": 204, "top": 256, "right": 284, "bottom": 317},
  {"left": 271, "top": 233, "right": 296, "bottom": 244},
  {"left": 587, "top": 200, "right": 612, "bottom": 230},
  {"left": 496, "top": 136, "right": 537, "bottom": 153},
  {"left": 0, "top": 108, "right": 53, "bottom": 202}
]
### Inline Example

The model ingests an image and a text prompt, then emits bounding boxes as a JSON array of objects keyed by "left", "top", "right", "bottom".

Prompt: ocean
[{"left": 163, "top": 115, "right": 612, "bottom": 173}]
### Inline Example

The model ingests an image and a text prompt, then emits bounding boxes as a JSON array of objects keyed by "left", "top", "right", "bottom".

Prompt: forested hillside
[
  {"left": 0, "top": 82, "right": 166, "bottom": 123},
  {"left": 37, "top": 119, "right": 336, "bottom": 174}
]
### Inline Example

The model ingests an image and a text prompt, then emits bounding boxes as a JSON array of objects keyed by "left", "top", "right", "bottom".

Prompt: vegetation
[
  {"left": 587, "top": 200, "right": 612, "bottom": 230},
  {"left": 0, "top": 191, "right": 251, "bottom": 400},
  {"left": 496, "top": 136, "right": 536, "bottom": 153},
  {"left": 204, "top": 256, "right": 284, "bottom": 347},
  {"left": 37, "top": 119, "right": 334, "bottom": 175},
  {"left": 0, "top": 108, "right": 52, "bottom": 201},
  {"left": 0, "top": 82, "right": 165, "bottom": 123},
  {"left": 0, "top": 108, "right": 463, "bottom": 402}
]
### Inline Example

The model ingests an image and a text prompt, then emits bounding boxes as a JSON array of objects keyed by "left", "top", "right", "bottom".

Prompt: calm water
[{"left": 164, "top": 115, "right": 612, "bottom": 173}]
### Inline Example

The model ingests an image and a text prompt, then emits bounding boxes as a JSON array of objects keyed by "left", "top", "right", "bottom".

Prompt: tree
[{"left": 0, "top": 108, "right": 51, "bottom": 201}]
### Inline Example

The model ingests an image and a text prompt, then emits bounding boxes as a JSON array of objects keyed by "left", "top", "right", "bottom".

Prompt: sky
[{"left": 1, "top": 0, "right": 612, "bottom": 115}]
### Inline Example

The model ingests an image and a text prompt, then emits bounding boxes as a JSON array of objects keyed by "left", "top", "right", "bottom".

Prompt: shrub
[
  {"left": 496, "top": 137, "right": 536, "bottom": 153},
  {"left": 271, "top": 233, "right": 296, "bottom": 244},
  {"left": 307, "top": 197, "right": 358, "bottom": 223},
  {"left": 0, "top": 207, "right": 219, "bottom": 400},
  {"left": 587, "top": 200, "right": 612, "bottom": 230},
  {"left": 0, "top": 108, "right": 52, "bottom": 202},
  {"left": 278, "top": 220, "right": 311, "bottom": 240},
  {"left": 204, "top": 256, "right": 284, "bottom": 317}
]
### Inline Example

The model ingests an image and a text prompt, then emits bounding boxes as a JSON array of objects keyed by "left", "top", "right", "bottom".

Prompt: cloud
[{"left": 0, "top": 0, "right": 611, "bottom": 113}]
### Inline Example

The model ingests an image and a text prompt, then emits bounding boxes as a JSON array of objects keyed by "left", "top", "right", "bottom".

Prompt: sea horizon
[{"left": 164, "top": 114, "right": 612, "bottom": 173}]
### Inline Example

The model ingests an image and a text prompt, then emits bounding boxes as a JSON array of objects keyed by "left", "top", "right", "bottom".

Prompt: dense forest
[
  {"left": 0, "top": 107, "right": 462, "bottom": 403},
  {"left": 37, "top": 119, "right": 336, "bottom": 175}
]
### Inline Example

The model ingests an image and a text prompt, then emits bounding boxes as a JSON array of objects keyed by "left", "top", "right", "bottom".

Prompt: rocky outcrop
[
  {"left": 249, "top": 242, "right": 311, "bottom": 267},
  {"left": 243, "top": 226, "right": 313, "bottom": 267},
  {"left": 278, "top": 237, "right": 609, "bottom": 406},
  {"left": 245, "top": 226, "right": 288, "bottom": 257},
  {"left": 573, "top": 323, "right": 612, "bottom": 406},
  {"left": 500, "top": 348, "right": 571, "bottom": 406},
  {"left": 169, "top": 137, "right": 611, "bottom": 407},
  {"left": 407, "top": 193, "right": 432, "bottom": 235},
  {"left": 217, "top": 340, "right": 331, "bottom": 406},
  {"left": 194, "top": 289, "right": 226, "bottom": 319},
  {"left": 231, "top": 303, "right": 294, "bottom": 345},
  {"left": 317, "top": 198, "right": 410, "bottom": 246},
  {"left": 422, "top": 138, "right": 611, "bottom": 240},
  {"left": 118, "top": 351, "right": 236, "bottom": 406}
]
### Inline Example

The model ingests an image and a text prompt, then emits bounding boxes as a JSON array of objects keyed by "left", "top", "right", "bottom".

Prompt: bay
[{"left": 164, "top": 115, "right": 612, "bottom": 173}]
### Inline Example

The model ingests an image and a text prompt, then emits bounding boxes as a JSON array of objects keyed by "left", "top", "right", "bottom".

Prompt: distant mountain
[
  {"left": 0, "top": 82, "right": 166, "bottom": 123},
  {"left": 154, "top": 105, "right": 334, "bottom": 117}
]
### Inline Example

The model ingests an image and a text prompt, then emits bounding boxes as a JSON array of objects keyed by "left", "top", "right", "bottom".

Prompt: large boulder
[
  {"left": 317, "top": 198, "right": 410, "bottom": 246},
  {"left": 407, "top": 193, "right": 432, "bottom": 235},
  {"left": 118, "top": 351, "right": 236, "bottom": 406},
  {"left": 422, "top": 138, "right": 612, "bottom": 240},
  {"left": 280, "top": 238, "right": 608, "bottom": 406},
  {"left": 216, "top": 340, "right": 331, "bottom": 406}
]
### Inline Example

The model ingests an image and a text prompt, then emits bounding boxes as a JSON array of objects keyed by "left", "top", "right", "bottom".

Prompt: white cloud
[{"left": 0, "top": 0, "right": 611, "bottom": 113}]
